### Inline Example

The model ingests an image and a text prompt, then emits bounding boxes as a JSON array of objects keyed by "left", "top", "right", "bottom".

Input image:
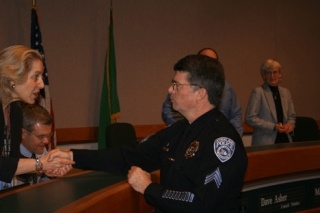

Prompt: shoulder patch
[{"left": 213, "top": 137, "right": 235, "bottom": 163}]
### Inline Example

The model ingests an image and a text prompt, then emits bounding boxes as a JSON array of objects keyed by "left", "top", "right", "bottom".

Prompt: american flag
[{"left": 31, "top": 7, "right": 56, "bottom": 149}]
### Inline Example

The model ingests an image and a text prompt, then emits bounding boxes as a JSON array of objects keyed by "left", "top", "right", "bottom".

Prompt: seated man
[{"left": 15, "top": 103, "right": 53, "bottom": 185}]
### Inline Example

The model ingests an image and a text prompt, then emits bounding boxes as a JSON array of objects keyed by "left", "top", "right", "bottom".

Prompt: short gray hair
[{"left": 260, "top": 58, "right": 282, "bottom": 75}]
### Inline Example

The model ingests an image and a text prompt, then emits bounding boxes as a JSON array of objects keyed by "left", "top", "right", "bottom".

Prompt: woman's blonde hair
[{"left": 0, "top": 45, "right": 43, "bottom": 104}]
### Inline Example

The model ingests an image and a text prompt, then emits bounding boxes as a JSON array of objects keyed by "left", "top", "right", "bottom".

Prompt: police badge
[
  {"left": 185, "top": 141, "right": 200, "bottom": 159},
  {"left": 213, "top": 137, "right": 235, "bottom": 163}
]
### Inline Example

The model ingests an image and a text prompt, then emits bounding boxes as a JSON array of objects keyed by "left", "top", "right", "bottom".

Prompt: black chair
[
  {"left": 292, "top": 116, "right": 320, "bottom": 142},
  {"left": 105, "top": 122, "right": 137, "bottom": 148}
]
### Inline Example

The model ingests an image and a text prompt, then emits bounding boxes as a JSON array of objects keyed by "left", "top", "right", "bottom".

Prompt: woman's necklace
[
  {"left": 272, "top": 91, "right": 278, "bottom": 100},
  {"left": 2, "top": 104, "right": 11, "bottom": 189}
]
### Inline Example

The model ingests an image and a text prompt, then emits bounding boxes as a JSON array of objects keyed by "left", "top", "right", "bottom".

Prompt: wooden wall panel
[{"left": 56, "top": 120, "right": 320, "bottom": 144}]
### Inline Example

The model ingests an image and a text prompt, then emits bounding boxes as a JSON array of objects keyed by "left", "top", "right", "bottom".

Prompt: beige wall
[{"left": 1, "top": 1, "right": 320, "bottom": 131}]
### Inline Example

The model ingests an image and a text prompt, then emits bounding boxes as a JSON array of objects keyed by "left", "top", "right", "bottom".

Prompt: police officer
[{"left": 53, "top": 54, "right": 248, "bottom": 212}]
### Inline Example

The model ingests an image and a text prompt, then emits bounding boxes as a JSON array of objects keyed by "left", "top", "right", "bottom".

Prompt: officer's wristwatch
[{"left": 35, "top": 158, "right": 43, "bottom": 172}]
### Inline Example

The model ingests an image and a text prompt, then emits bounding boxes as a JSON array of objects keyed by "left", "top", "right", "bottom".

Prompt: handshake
[{"left": 39, "top": 149, "right": 74, "bottom": 177}]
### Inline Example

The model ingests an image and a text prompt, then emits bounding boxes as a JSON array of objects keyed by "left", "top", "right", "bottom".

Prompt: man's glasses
[
  {"left": 171, "top": 82, "right": 200, "bottom": 91},
  {"left": 28, "top": 131, "right": 53, "bottom": 141}
]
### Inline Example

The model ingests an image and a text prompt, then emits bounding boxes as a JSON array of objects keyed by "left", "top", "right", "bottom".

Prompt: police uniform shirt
[{"left": 72, "top": 108, "right": 248, "bottom": 213}]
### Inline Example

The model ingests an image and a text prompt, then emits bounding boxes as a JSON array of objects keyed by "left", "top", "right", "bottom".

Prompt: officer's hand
[{"left": 127, "top": 166, "right": 152, "bottom": 194}]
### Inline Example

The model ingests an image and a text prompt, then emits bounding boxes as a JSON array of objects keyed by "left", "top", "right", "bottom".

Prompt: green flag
[{"left": 98, "top": 8, "right": 120, "bottom": 149}]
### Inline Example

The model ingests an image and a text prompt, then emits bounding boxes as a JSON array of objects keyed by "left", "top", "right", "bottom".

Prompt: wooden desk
[
  {"left": 242, "top": 141, "right": 320, "bottom": 212},
  {"left": 0, "top": 169, "right": 154, "bottom": 213},
  {"left": 244, "top": 141, "right": 320, "bottom": 182},
  {"left": 0, "top": 171, "right": 124, "bottom": 212},
  {"left": 0, "top": 141, "right": 319, "bottom": 212}
]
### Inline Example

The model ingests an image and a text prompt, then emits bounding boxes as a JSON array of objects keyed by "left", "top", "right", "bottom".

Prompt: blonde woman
[{"left": 0, "top": 45, "right": 73, "bottom": 189}]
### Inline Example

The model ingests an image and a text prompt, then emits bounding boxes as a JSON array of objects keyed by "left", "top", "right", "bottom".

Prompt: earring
[{"left": 11, "top": 84, "right": 15, "bottom": 88}]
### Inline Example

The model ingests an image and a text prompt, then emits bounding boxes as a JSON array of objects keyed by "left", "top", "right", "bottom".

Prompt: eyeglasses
[
  {"left": 265, "top": 70, "right": 280, "bottom": 76},
  {"left": 171, "top": 82, "right": 200, "bottom": 91},
  {"left": 28, "top": 131, "right": 53, "bottom": 141}
]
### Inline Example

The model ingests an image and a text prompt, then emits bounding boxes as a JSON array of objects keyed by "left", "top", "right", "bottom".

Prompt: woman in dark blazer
[{"left": 245, "top": 59, "right": 296, "bottom": 146}]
